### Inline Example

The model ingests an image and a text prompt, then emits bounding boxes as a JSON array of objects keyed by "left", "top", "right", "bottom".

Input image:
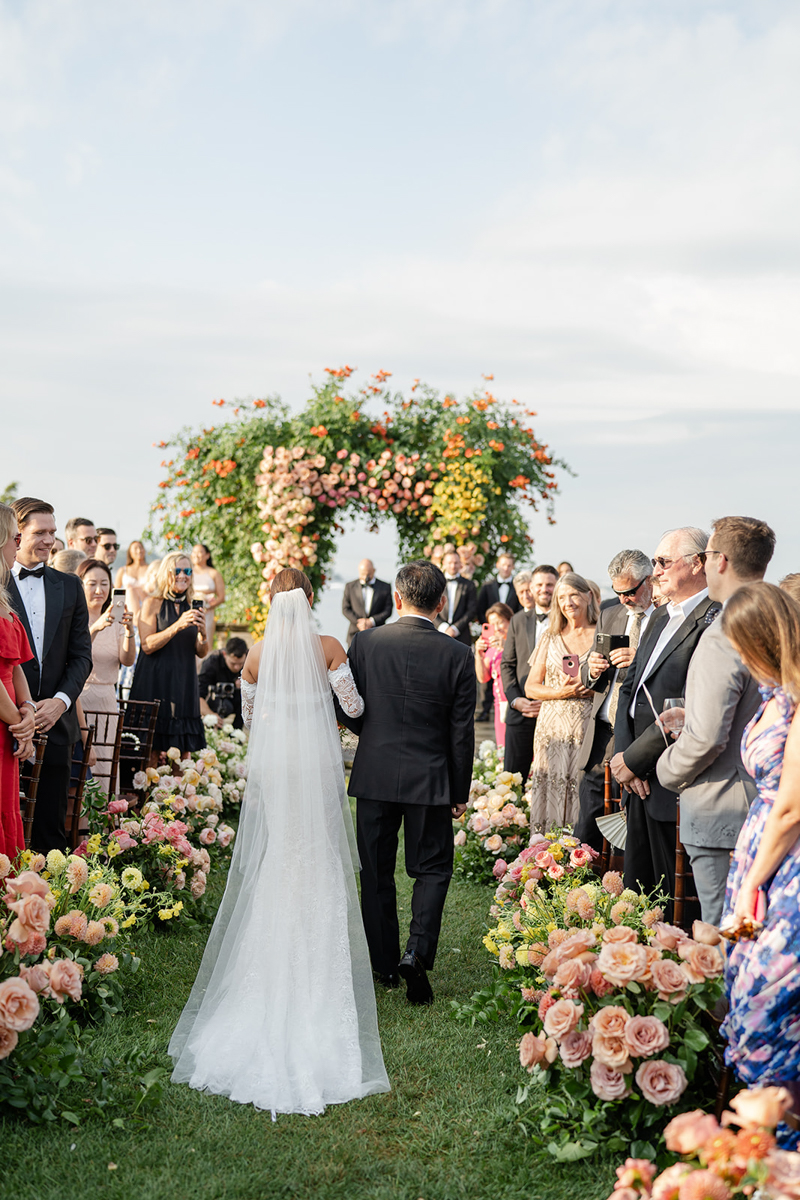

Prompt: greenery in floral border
[
  {"left": 145, "top": 367, "right": 569, "bottom": 624},
  {"left": 452, "top": 741, "right": 530, "bottom": 885}
]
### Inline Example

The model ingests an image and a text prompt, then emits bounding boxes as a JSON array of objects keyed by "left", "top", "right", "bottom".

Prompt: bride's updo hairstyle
[
  {"left": 395, "top": 560, "right": 446, "bottom": 614},
  {"left": 722, "top": 582, "right": 800, "bottom": 701},
  {"left": 270, "top": 568, "right": 313, "bottom": 601}
]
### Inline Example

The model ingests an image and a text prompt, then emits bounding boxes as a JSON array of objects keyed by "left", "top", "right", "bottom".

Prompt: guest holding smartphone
[
  {"left": 524, "top": 573, "right": 596, "bottom": 834},
  {"left": 474, "top": 603, "right": 513, "bottom": 750},
  {"left": 0, "top": 503, "right": 36, "bottom": 858},
  {"left": 129, "top": 552, "right": 207, "bottom": 764}
]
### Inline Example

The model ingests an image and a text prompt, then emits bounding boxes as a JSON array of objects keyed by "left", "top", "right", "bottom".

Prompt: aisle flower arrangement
[
  {"left": 453, "top": 741, "right": 529, "bottom": 884},
  {"left": 604, "top": 1086, "right": 800, "bottom": 1199},
  {"left": 201, "top": 716, "right": 249, "bottom": 817}
]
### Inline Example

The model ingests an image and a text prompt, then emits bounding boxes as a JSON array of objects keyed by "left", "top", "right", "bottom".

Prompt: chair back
[
  {"left": 67, "top": 725, "right": 95, "bottom": 850},
  {"left": 79, "top": 708, "right": 124, "bottom": 796},
  {"left": 117, "top": 699, "right": 161, "bottom": 794},
  {"left": 597, "top": 760, "right": 625, "bottom": 876},
  {"left": 673, "top": 798, "right": 700, "bottom": 930},
  {"left": 20, "top": 735, "right": 48, "bottom": 850}
]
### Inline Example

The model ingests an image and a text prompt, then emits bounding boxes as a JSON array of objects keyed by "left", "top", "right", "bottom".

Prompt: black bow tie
[
  {"left": 535, "top": 611, "right": 548, "bottom": 622},
  {"left": 18, "top": 567, "right": 45, "bottom": 580}
]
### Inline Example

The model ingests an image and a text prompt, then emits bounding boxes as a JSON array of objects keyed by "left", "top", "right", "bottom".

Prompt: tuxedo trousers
[
  {"left": 503, "top": 719, "right": 536, "bottom": 784},
  {"left": 356, "top": 799, "right": 454, "bottom": 976},
  {"left": 21, "top": 740, "right": 73, "bottom": 854},
  {"left": 575, "top": 719, "right": 616, "bottom": 854},
  {"left": 623, "top": 792, "right": 677, "bottom": 920}
]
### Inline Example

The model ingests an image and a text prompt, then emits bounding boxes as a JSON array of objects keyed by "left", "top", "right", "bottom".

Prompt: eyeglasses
[
  {"left": 651, "top": 554, "right": 698, "bottom": 570},
  {"left": 174, "top": 567, "right": 193, "bottom": 576},
  {"left": 613, "top": 578, "right": 646, "bottom": 598},
  {"left": 79, "top": 536, "right": 98, "bottom": 546},
  {"left": 13, "top": 533, "right": 21, "bottom": 547},
  {"left": 698, "top": 549, "right": 726, "bottom": 565},
  {"left": 99, "top": 542, "right": 120, "bottom": 551}
]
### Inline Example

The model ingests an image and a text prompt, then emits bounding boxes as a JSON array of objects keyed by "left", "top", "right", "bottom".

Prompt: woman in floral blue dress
[{"left": 720, "top": 582, "right": 800, "bottom": 1148}]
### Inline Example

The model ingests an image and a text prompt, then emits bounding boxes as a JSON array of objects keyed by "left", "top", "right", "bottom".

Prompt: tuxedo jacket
[
  {"left": 614, "top": 596, "right": 721, "bottom": 822},
  {"left": 341, "top": 578, "right": 393, "bottom": 646},
  {"left": 342, "top": 617, "right": 475, "bottom": 808},
  {"left": 577, "top": 601, "right": 629, "bottom": 770},
  {"left": 8, "top": 567, "right": 93, "bottom": 746},
  {"left": 476, "top": 579, "right": 521, "bottom": 624},
  {"left": 433, "top": 576, "right": 478, "bottom": 646},
  {"left": 500, "top": 607, "right": 545, "bottom": 727}
]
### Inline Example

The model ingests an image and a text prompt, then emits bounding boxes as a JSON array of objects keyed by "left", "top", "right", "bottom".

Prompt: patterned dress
[
  {"left": 722, "top": 685, "right": 800, "bottom": 1148},
  {"left": 527, "top": 633, "right": 593, "bottom": 834}
]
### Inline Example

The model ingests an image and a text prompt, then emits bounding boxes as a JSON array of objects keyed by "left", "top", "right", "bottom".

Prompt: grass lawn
[{"left": 2, "top": 851, "right": 620, "bottom": 1200}]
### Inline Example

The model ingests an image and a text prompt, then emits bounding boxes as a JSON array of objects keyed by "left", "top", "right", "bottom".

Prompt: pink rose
[
  {"left": 492, "top": 858, "right": 508, "bottom": 880},
  {"left": 651, "top": 921, "right": 687, "bottom": 951},
  {"left": 559, "top": 1029, "right": 593, "bottom": 1068},
  {"left": 764, "top": 1147, "right": 800, "bottom": 1198},
  {"left": 590, "top": 1060, "right": 629, "bottom": 1101},
  {"left": 602, "top": 925, "right": 639, "bottom": 944},
  {"left": 547, "top": 864, "right": 566, "bottom": 880},
  {"left": 552, "top": 958, "right": 592, "bottom": 998},
  {"left": 0, "top": 1024, "right": 19, "bottom": 1060},
  {"left": 692, "top": 920, "right": 721, "bottom": 946},
  {"left": 217, "top": 826, "right": 234, "bottom": 849},
  {"left": 635, "top": 1059, "right": 688, "bottom": 1106},
  {"left": 19, "top": 963, "right": 51, "bottom": 994},
  {"left": 0, "top": 977, "right": 40, "bottom": 1031},
  {"left": 592, "top": 1034, "right": 632, "bottom": 1072},
  {"left": 48, "top": 959, "right": 84, "bottom": 1004},
  {"left": 543, "top": 998, "right": 583, "bottom": 1040},
  {"left": 534, "top": 851, "right": 555, "bottom": 869},
  {"left": 590, "top": 968, "right": 615, "bottom": 998},
  {"left": 650, "top": 1163, "right": 691, "bottom": 1200},
  {"left": 470, "top": 814, "right": 490, "bottom": 834},
  {"left": 650, "top": 958, "right": 688, "bottom": 1003},
  {"left": 624, "top": 1015, "right": 670, "bottom": 1058},
  {"left": 190, "top": 871, "right": 207, "bottom": 898},
  {"left": 5, "top": 870, "right": 50, "bottom": 900},
  {"left": 677, "top": 941, "right": 724, "bottom": 982},
  {"left": 725, "top": 1085, "right": 792, "bottom": 1130},
  {"left": 199, "top": 827, "right": 217, "bottom": 846},
  {"left": 569, "top": 848, "right": 592, "bottom": 868},
  {"left": 454, "top": 830, "right": 467, "bottom": 847},
  {"left": 591, "top": 1005, "right": 630, "bottom": 1038},
  {"left": 663, "top": 1110, "right": 721, "bottom": 1154},
  {"left": 597, "top": 941, "right": 648, "bottom": 986},
  {"left": 615, "top": 1159, "right": 656, "bottom": 1190},
  {"left": 107, "top": 798, "right": 129, "bottom": 814},
  {"left": 555, "top": 929, "right": 597, "bottom": 959},
  {"left": 519, "top": 1031, "right": 558, "bottom": 1070},
  {"left": 7, "top": 893, "right": 51, "bottom": 942}
]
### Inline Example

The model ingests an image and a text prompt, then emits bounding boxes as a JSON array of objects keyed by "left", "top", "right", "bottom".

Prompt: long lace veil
[{"left": 169, "top": 589, "right": 388, "bottom": 1113}]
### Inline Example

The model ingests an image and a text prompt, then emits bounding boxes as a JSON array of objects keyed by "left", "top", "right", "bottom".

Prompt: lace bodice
[{"left": 240, "top": 664, "right": 364, "bottom": 728}]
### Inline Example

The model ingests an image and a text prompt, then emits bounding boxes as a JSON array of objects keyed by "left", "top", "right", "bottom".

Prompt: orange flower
[
  {"left": 211, "top": 399, "right": 226, "bottom": 406},
  {"left": 214, "top": 495, "right": 237, "bottom": 506},
  {"left": 179, "top": 508, "right": 196, "bottom": 517},
  {"left": 185, "top": 447, "right": 200, "bottom": 460},
  {"left": 252, "top": 399, "right": 266, "bottom": 408}
]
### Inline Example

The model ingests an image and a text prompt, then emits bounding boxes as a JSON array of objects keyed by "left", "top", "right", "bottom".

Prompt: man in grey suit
[
  {"left": 575, "top": 550, "right": 656, "bottom": 852},
  {"left": 656, "top": 516, "right": 776, "bottom": 924}
]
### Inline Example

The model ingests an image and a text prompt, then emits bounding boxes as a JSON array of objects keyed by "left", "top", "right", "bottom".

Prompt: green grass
[{"left": 2, "top": 862, "right": 619, "bottom": 1200}]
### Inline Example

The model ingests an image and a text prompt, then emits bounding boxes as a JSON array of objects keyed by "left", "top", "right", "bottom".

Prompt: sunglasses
[
  {"left": 697, "top": 550, "right": 726, "bottom": 565},
  {"left": 174, "top": 567, "right": 193, "bottom": 576},
  {"left": 651, "top": 554, "right": 698, "bottom": 570},
  {"left": 99, "top": 542, "right": 120, "bottom": 551},
  {"left": 613, "top": 579, "right": 645, "bottom": 598},
  {"left": 13, "top": 533, "right": 21, "bottom": 547}
]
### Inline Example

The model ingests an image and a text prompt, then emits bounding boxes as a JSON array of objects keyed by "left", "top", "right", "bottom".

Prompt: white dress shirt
[
  {"left": 439, "top": 576, "right": 460, "bottom": 633},
  {"left": 533, "top": 607, "right": 550, "bottom": 646},
  {"left": 497, "top": 576, "right": 513, "bottom": 606},
  {"left": 629, "top": 589, "right": 708, "bottom": 717},
  {"left": 598, "top": 604, "right": 655, "bottom": 724},
  {"left": 11, "top": 562, "right": 72, "bottom": 711},
  {"left": 361, "top": 580, "right": 374, "bottom": 617}
]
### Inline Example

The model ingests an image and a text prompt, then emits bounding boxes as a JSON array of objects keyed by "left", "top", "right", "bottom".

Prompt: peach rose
[
  {"left": 651, "top": 921, "right": 687, "bottom": 951},
  {"left": 190, "top": 871, "right": 207, "bottom": 898},
  {"left": 547, "top": 863, "right": 566, "bottom": 880},
  {"left": 48, "top": 959, "right": 84, "bottom": 1004},
  {"left": 552, "top": 959, "right": 592, "bottom": 998},
  {"left": 559, "top": 1029, "right": 593, "bottom": 1068},
  {"left": 590, "top": 1060, "right": 630, "bottom": 1101},
  {"left": 650, "top": 1163, "right": 691, "bottom": 1200},
  {"left": 18, "top": 964, "right": 52, "bottom": 995},
  {"left": 590, "top": 968, "right": 615, "bottom": 998},
  {"left": 453, "top": 829, "right": 467, "bottom": 847},
  {"left": 663, "top": 1110, "right": 721, "bottom": 1155},
  {"left": 649, "top": 959, "right": 688, "bottom": 1003},
  {"left": 635, "top": 1059, "right": 687, "bottom": 1106},
  {"left": 543, "top": 998, "right": 584, "bottom": 1040},
  {"left": 534, "top": 850, "right": 555, "bottom": 869},
  {"left": 556, "top": 929, "right": 597, "bottom": 959},
  {"left": 725, "top": 1085, "right": 792, "bottom": 1130},
  {"left": 677, "top": 941, "right": 724, "bottom": 982},
  {"left": 0, "top": 853, "right": 11, "bottom": 880},
  {"left": 519, "top": 1031, "right": 558, "bottom": 1070},
  {"left": 624, "top": 1015, "right": 670, "bottom": 1058},
  {"left": 592, "top": 1034, "right": 632, "bottom": 1072},
  {"left": 597, "top": 941, "right": 648, "bottom": 986},
  {"left": 5, "top": 870, "right": 50, "bottom": 900},
  {"left": 470, "top": 815, "right": 490, "bottom": 834},
  {"left": 0, "top": 977, "right": 40, "bottom": 1031},
  {"left": 484, "top": 834, "right": 503, "bottom": 853},
  {"left": 7, "top": 893, "right": 51, "bottom": 942},
  {"left": 591, "top": 1004, "right": 629, "bottom": 1038},
  {"left": 692, "top": 920, "right": 721, "bottom": 946},
  {"left": 0, "top": 1023, "right": 19, "bottom": 1060},
  {"left": 602, "top": 925, "right": 639, "bottom": 945}
]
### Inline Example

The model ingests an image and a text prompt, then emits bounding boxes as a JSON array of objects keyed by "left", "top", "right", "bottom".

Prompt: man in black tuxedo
[
  {"left": 574, "top": 550, "right": 656, "bottom": 852},
  {"left": 342, "top": 560, "right": 475, "bottom": 1005},
  {"left": 611, "top": 528, "right": 719, "bottom": 903},
  {"left": 476, "top": 552, "right": 521, "bottom": 623},
  {"left": 9, "top": 498, "right": 93, "bottom": 853},
  {"left": 433, "top": 549, "right": 478, "bottom": 647},
  {"left": 341, "top": 558, "right": 393, "bottom": 647},
  {"left": 500, "top": 564, "right": 558, "bottom": 782}
]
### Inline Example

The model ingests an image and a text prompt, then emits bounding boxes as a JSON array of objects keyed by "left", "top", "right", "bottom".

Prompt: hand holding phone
[{"left": 109, "top": 589, "right": 127, "bottom": 623}]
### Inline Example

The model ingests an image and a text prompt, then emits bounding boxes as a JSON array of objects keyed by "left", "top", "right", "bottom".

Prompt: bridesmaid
[
  {"left": 720, "top": 582, "right": 800, "bottom": 1148},
  {"left": 190, "top": 543, "right": 225, "bottom": 647},
  {"left": 0, "top": 503, "right": 36, "bottom": 859}
]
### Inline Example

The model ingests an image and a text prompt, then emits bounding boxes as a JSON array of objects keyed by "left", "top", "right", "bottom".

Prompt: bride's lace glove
[
  {"left": 328, "top": 663, "right": 364, "bottom": 718},
  {"left": 241, "top": 679, "right": 257, "bottom": 729}
]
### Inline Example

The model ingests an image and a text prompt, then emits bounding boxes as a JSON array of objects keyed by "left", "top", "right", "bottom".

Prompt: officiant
[{"left": 342, "top": 559, "right": 393, "bottom": 647}]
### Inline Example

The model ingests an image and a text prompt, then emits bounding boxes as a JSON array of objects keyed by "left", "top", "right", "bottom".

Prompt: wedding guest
[
  {"left": 9, "top": 497, "right": 93, "bottom": 852},
  {"left": 525, "top": 573, "right": 596, "bottom": 831},
  {"left": 77, "top": 557, "right": 136, "bottom": 793},
  {"left": 191, "top": 543, "right": 226, "bottom": 645},
  {"left": 0, "top": 503, "right": 36, "bottom": 858},
  {"left": 48, "top": 537, "right": 65, "bottom": 563},
  {"left": 433, "top": 549, "right": 478, "bottom": 647},
  {"left": 474, "top": 602, "right": 513, "bottom": 749},
  {"left": 199, "top": 636, "right": 248, "bottom": 729},
  {"left": 128, "top": 551, "right": 207, "bottom": 762},
  {"left": 476, "top": 551, "right": 520, "bottom": 720},
  {"left": 500, "top": 565, "right": 557, "bottom": 781},
  {"left": 51, "top": 549, "right": 86, "bottom": 574},
  {"left": 115, "top": 540, "right": 149, "bottom": 616},
  {"left": 95, "top": 528, "right": 120, "bottom": 569},
  {"left": 557, "top": 561, "right": 574, "bottom": 578},
  {"left": 575, "top": 550, "right": 656, "bottom": 853},
  {"left": 457, "top": 543, "right": 484, "bottom": 581},
  {"left": 64, "top": 517, "right": 97, "bottom": 555},
  {"left": 657, "top": 517, "right": 775, "bottom": 924},
  {"left": 342, "top": 559, "right": 393, "bottom": 647},
  {"left": 780, "top": 573, "right": 800, "bottom": 604},
  {"left": 720, "top": 582, "right": 800, "bottom": 1145}
]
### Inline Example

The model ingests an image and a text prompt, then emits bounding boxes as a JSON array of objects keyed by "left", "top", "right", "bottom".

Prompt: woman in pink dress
[
  {"left": 474, "top": 602, "right": 514, "bottom": 749},
  {"left": 0, "top": 503, "right": 36, "bottom": 859}
]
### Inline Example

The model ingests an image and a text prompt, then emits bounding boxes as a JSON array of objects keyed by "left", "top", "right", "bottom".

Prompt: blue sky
[{"left": 3, "top": 0, "right": 799, "bottom": 637}]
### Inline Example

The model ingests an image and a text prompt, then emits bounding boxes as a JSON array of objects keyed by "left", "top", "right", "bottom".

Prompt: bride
[{"left": 169, "top": 568, "right": 390, "bottom": 1115}]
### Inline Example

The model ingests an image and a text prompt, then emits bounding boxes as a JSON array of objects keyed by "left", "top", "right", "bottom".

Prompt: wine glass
[{"left": 660, "top": 697, "right": 685, "bottom": 736}]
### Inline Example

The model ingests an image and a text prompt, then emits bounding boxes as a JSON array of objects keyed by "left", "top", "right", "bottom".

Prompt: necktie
[
  {"left": 607, "top": 612, "right": 644, "bottom": 726},
  {"left": 18, "top": 567, "right": 45, "bottom": 580},
  {"left": 535, "top": 611, "right": 548, "bottom": 623}
]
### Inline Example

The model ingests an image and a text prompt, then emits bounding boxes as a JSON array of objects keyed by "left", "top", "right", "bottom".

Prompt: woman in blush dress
[
  {"left": 0, "top": 503, "right": 36, "bottom": 859},
  {"left": 719, "top": 583, "right": 800, "bottom": 1148},
  {"left": 77, "top": 558, "right": 136, "bottom": 794},
  {"left": 525, "top": 573, "right": 596, "bottom": 833},
  {"left": 115, "top": 539, "right": 149, "bottom": 616},
  {"left": 190, "top": 544, "right": 225, "bottom": 646},
  {"left": 474, "top": 602, "right": 513, "bottom": 749}
]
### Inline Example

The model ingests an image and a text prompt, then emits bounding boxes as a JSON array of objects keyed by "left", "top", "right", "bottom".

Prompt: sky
[{"left": 3, "top": 0, "right": 799, "bottom": 640}]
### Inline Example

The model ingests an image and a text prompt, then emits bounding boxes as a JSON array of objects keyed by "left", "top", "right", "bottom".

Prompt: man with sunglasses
[
  {"left": 64, "top": 517, "right": 98, "bottom": 555},
  {"left": 574, "top": 550, "right": 656, "bottom": 851},
  {"left": 611, "top": 527, "right": 720, "bottom": 911},
  {"left": 94, "top": 528, "right": 120, "bottom": 569}
]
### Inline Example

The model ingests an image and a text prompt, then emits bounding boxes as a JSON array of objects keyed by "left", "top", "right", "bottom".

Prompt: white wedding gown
[{"left": 168, "top": 589, "right": 390, "bottom": 1115}]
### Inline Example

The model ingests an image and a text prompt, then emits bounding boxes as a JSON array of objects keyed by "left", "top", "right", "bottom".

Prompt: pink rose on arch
[
  {"left": 518, "top": 846, "right": 536, "bottom": 863},
  {"left": 552, "top": 959, "right": 592, "bottom": 998},
  {"left": 597, "top": 941, "right": 648, "bottom": 987},
  {"left": 543, "top": 998, "right": 583, "bottom": 1041},
  {"left": 198, "top": 827, "right": 217, "bottom": 847},
  {"left": 7, "top": 893, "right": 51, "bottom": 943},
  {"left": 48, "top": 959, "right": 84, "bottom": 1004},
  {"left": 5, "top": 870, "right": 50, "bottom": 901},
  {"left": 106, "top": 799, "right": 128, "bottom": 815},
  {"left": 591, "top": 1006, "right": 629, "bottom": 1038},
  {"left": 19, "top": 963, "right": 51, "bottom": 994},
  {"left": 624, "top": 1015, "right": 670, "bottom": 1058},
  {"left": 558, "top": 1029, "right": 593, "bottom": 1068},
  {"left": 590, "top": 1060, "right": 630, "bottom": 1101},
  {"left": 519, "top": 1031, "right": 558, "bottom": 1071},
  {"left": 635, "top": 1059, "right": 688, "bottom": 1106},
  {"left": 602, "top": 925, "right": 639, "bottom": 945},
  {"left": 190, "top": 871, "right": 207, "bottom": 898},
  {"left": 0, "top": 976, "right": 40, "bottom": 1031},
  {"left": 111, "top": 830, "right": 138, "bottom": 851},
  {"left": 663, "top": 1110, "right": 721, "bottom": 1154},
  {"left": 592, "top": 1034, "right": 632, "bottom": 1072},
  {"left": 569, "top": 848, "right": 592, "bottom": 868},
  {"left": 492, "top": 859, "right": 508, "bottom": 880},
  {"left": 555, "top": 929, "right": 597, "bottom": 960},
  {"left": 508, "top": 864, "right": 524, "bottom": 882}
]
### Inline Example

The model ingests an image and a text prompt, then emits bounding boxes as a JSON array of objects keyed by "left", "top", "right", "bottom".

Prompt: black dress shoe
[
  {"left": 397, "top": 950, "right": 434, "bottom": 1005},
  {"left": 374, "top": 971, "right": 400, "bottom": 989}
]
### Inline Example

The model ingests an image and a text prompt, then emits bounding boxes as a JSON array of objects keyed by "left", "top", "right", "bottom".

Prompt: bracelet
[
  {"left": 20, "top": 700, "right": 37, "bottom": 712},
  {"left": 79, "top": 727, "right": 89, "bottom": 733}
]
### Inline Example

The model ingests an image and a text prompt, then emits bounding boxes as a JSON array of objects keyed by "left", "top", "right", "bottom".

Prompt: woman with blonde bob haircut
[
  {"left": 719, "top": 582, "right": 800, "bottom": 1144},
  {"left": 0, "top": 502, "right": 37, "bottom": 857},
  {"left": 128, "top": 550, "right": 207, "bottom": 762}
]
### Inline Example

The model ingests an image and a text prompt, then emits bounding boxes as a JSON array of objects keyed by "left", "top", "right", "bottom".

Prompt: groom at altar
[{"left": 340, "top": 560, "right": 475, "bottom": 1005}]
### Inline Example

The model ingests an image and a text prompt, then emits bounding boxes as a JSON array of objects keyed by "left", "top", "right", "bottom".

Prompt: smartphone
[
  {"left": 109, "top": 589, "right": 126, "bottom": 623},
  {"left": 754, "top": 887, "right": 767, "bottom": 923},
  {"left": 482, "top": 623, "right": 491, "bottom": 638},
  {"left": 562, "top": 654, "right": 580, "bottom": 679},
  {"left": 191, "top": 599, "right": 205, "bottom": 611},
  {"left": 596, "top": 633, "right": 630, "bottom": 658}
]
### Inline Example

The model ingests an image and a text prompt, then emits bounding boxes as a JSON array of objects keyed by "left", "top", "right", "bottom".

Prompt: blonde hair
[
  {"left": 154, "top": 551, "right": 195, "bottom": 602},
  {"left": 0, "top": 502, "right": 16, "bottom": 610},
  {"left": 547, "top": 572, "right": 599, "bottom": 635},
  {"left": 722, "top": 582, "right": 800, "bottom": 702},
  {"left": 51, "top": 549, "right": 86, "bottom": 574}
]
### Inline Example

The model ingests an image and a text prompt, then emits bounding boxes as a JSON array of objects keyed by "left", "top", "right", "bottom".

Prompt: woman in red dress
[{"left": 0, "top": 504, "right": 36, "bottom": 860}]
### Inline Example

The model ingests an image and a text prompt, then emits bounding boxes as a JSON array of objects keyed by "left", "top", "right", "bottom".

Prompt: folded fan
[{"left": 596, "top": 811, "right": 628, "bottom": 850}]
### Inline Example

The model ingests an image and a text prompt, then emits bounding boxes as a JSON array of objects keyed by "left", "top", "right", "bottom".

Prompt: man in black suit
[
  {"left": 476, "top": 552, "right": 521, "bottom": 623},
  {"left": 575, "top": 550, "right": 656, "bottom": 852},
  {"left": 433, "top": 549, "right": 478, "bottom": 647},
  {"left": 341, "top": 558, "right": 393, "bottom": 647},
  {"left": 611, "top": 528, "right": 719, "bottom": 901},
  {"left": 342, "top": 560, "right": 475, "bottom": 1005},
  {"left": 9, "top": 498, "right": 93, "bottom": 853},
  {"left": 500, "top": 564, "right": 558, "bottom": 782}
]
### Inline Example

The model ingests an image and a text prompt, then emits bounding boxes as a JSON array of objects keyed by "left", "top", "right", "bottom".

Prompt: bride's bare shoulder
[
  {"left": 242, "top": 639, "right": 263, "bottom": 683},
  {"left": 320, "top": 634, "right": 347, "bottom": 671}
]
